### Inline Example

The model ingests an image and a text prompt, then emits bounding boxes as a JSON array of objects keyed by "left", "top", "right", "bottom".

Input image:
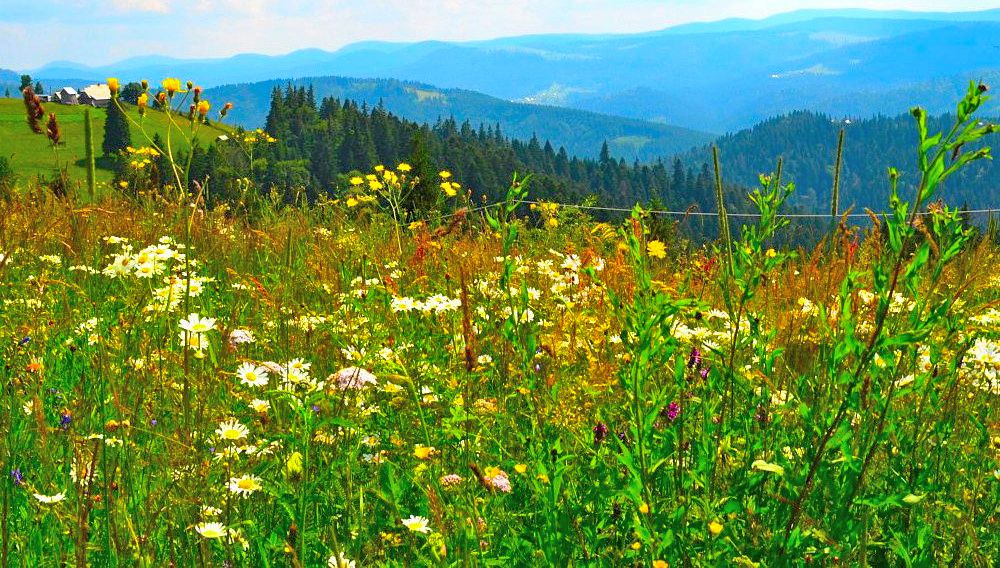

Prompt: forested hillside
[
  {"left": 177, "top": 85, "right": 753, "bottom": 216},
  {"left": 202, "top": 76, "right": 714, "bottom": 162},
  {"left": 689, "top": 109, "right": 999, "bottom": 211}
]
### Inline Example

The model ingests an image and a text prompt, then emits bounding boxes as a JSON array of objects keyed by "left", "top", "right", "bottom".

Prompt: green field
[{"left": 0, "top": 98, "right": 232, "bottom": 188}]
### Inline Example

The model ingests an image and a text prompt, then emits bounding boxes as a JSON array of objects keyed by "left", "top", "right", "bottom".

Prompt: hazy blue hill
[
  {"left": 1, "top": 69, "right": 20, "bottom": 96},
  {"left": 25, "top": 9, "right": 1000, "bottom": 131},
  {"left": 203, "top": 77, "right": 715, "bottom": 161}
]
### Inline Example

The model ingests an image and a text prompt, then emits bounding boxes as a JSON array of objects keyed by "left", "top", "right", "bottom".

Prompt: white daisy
[
  {"left": 236, "top": 362, "right": 269, "bottom": 387},
  {"left": 215, "top": 419, "right": 249, "bottom": 441}
]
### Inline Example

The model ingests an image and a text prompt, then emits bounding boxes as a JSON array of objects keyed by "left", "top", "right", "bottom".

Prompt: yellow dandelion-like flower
[
  {"left": 397, "top": 163, "right": 412, "bottom": 172},
  {"left": 413, "top": 445, "right": 436, "bottom": 460},
  {"left": 708, "top": 520, "right": 723, "bottom": 537},
  {"left": 197, "top": 100, "right": 211, "bottom": 116},
  {"left": 439, "top": 170, "right": 452, "bottom": 179},
  {"left": 647, "top": 240, "right": 667, "bottom": 259},
  {"left": 162, "top": 78, "right": 181, "bottom": 96}
]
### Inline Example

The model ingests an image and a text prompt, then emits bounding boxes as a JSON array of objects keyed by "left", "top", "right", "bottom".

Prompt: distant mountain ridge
[
  {"left": 22, "top": 8, "right": 1000, "bottom": 133},
  {"left": 202, "top": 77, "right": 715, "bottom": 162}
]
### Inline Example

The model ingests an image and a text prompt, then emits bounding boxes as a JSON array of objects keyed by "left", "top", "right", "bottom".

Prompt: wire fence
[{"left": 426, "top": 199, "right": 1000, "bottom": 246}]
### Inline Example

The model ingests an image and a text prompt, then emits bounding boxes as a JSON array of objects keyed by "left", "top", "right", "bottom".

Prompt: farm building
[
  {"left": 53, "top": 87, "right": 78, "bottom": 105},
  {"left": 79, "top": 84, "right": 111, "bottom": 108}
]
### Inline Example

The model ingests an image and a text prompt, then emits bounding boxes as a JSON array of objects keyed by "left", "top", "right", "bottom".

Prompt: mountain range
[
  {"left": 200, "top": 77, "right": 714, "bottom": 162},
  {"left": 22, "top": 8, "right": 1000, "bottom": 134}
]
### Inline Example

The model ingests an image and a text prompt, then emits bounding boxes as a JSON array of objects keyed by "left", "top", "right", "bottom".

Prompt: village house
[
  {"left": 52, "top": 87, "right": 78, "bottom": 105},
  {"left": 78, "top": 83, "right": 111, "bottom": 108}
]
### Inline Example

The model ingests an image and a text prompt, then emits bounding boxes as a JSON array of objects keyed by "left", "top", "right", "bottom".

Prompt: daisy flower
[
  {"left": 227, "top": 474, "right": 263, "bottom": 496},
  {"left": 33, "top": 492, "right": 66, "bottom": 504},
  {"left": 179, "top": 313, "right": 217, "bottom": 334},
  {"left": 216, "top": 419, "right": 249, "bottom": 441},
  {"left": 401, "top": 515, "right": 431, "bottom": 534},
  {"left": 328, "top": 552, "right": 357, "bottom": 568},
  {"left": 236, "top": 362, "right": 269, "bottom": 387},
  {"left": 194, "top": 522, "right": 227, "bottom": 539}
]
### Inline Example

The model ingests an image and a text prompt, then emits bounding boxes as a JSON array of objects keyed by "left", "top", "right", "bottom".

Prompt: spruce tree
[
  {"left": 33, "top": 82, "right": 44, "bottom": 95},
  {"left": 406, "top": 129, "right": 437, "bottom": 213},
  {"left": 102, "top": 100, "right": 132, "bottom": 157}
]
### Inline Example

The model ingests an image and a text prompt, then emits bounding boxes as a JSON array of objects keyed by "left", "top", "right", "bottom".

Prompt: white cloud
[
  {"left": 6, "top": 0, "right": 999, "bottom": 68},
  {"left": 111, "top": 0, "right": 171, "bottom": 13}
]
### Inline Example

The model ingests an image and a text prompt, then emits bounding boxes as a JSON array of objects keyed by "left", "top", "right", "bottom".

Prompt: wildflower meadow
[{"left": 0, "top": 78, "right": 998, "bottom": 567}]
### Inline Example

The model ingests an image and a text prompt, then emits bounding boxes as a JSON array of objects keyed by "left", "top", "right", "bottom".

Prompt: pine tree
[
  {"left": 19, "top": 75, "right": 31, "bottom": 92},
  {"left": 406, "top": 129, "right": 437, "bottom": 213},
  {"left": 33, "top": 82, "right": 44, "bottom": 95},
  {"left": 102, "top": 100, "right": 132, "bottom": 157}
]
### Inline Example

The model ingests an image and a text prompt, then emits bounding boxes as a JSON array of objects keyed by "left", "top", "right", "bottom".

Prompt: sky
[{"left": 0, "top": 0, "right": 996, "bottom": 70}]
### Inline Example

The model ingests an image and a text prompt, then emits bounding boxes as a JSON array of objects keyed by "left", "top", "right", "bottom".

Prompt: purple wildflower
[
  {"left": 59, "top": 412, "right": 72, "bottom": 429},
  {"left": 666, "top": 401, "right": 680, "bottom": 422},
  {"left": 10, "top": 469, "right": 24, "bottom": 486},
  {"left": 593, "top": 422, "right": 609, "bottom": 444},
  {"left": 688, "top": 346, "right": 702, "bottom": 369}
]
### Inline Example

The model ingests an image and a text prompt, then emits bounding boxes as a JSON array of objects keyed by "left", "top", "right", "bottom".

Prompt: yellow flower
[
  {"left": 285, "top": 451, "right": 303, "bottom": 476},
  {"left": 350, "top": 176, "right": 363, "bottom": 186},
  {"left": 374, "top": 165, "right": 385, "bottom": 173},
  {"left": 708, "top": 520, "right": 723, "bottom": 537},
  {"left": 397, "top": 163, "right": 412, "bottom": 172},
  {"left": 536, "top": 473, "right": 549, "bottom": 484},
  {"left": 439, "top": 170, "right": 452, "bottom": 179},
  {"left": 441, "top": 181, "right": 459, "bottom": 197},
  {"left": 647, "top": 240, "right": 667, "bottom": 259},
  {"left": 162, "top": 78, "right": 181, "bottom": 96},
  {"left": 413, "top": 445, "right": 436, "bottom": 460},
  {"left": 653, "top": 561, "right": 669, "bottom": 568},
  {"left": 547, "top": 217, "right": 559, "bottom": 228},
  {"left": 766, "top": 248, "right": 777, "bottom": 258},
  {"left": 631, "top": 541, "right": 641, "bottom": 551},
  {"left": 346, "top": 197, "right": 360, "bottom": 208},
  {"left": 118, "top": 181, "right": 128, "bottom": 189},
  {"left": 514, "top": 463, "right": 527, "bottom": 474},
  {"left": 638, "top": 502, "right": 650, "bottom": 514},
  {"left": 197, "top": 100, "right": 210, "bottom": 116},
  {"left": 107, "top": 77, "right": 120, "bottom": 95}
]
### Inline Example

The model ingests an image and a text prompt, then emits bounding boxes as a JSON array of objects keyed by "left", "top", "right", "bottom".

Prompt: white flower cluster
[{"left": 391, "top": 294, "right": 462, "bottom": 314}]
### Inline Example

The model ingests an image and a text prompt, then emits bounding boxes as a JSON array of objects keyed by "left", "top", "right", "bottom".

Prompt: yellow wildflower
[
  {"left": 162, "top": 78, "right": 181, "bottom": 96},
  {"left": 197, "top": 100, "right": 210, "bottom": 116},
  {"left": 397, "top": 163, "right": 412, "bottom": 172},
  {"left": 514, "top": 463, "right": 527, "bottom": 474},
  {"left": 647, "top": 240, "right": 667, "bottom": 259},
  {"left": 413, "top": 445, "right": 436, "bottom": 460},
  {"left": 708, "top": 520, "right": 723, "bottom": 537},
  {"left": 107, "top": 77, "right": 120, "bottom": 95}
]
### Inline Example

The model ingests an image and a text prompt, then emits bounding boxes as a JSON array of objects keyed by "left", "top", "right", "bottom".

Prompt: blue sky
[{"left": 0, "top": 0, "right": 995, "bottom": 70}]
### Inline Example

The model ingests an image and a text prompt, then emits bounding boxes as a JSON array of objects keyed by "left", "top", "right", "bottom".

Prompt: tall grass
[{"left": 0, "top": 83, "right": 997, "bottom": 567}]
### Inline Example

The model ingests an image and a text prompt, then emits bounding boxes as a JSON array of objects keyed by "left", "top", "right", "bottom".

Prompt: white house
[
  {"left": 79, "top": 84, "right": 112, "bottom": 108},
  {"left": 53, "top": 87, "right": 79, "bottom": 105}
]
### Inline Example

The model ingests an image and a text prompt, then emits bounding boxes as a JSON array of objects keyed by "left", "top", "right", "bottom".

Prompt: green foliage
[{"left": 102, "top": 99, "right": 132, "bottom": 157}]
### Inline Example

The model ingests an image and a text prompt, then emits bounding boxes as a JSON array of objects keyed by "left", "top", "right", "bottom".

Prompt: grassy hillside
[
  {"left": 203, "top": 76, "right": 714, "bottom": 162},
  {"left": 0, "top": 98, "right": 232, "bottom": 187}
]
